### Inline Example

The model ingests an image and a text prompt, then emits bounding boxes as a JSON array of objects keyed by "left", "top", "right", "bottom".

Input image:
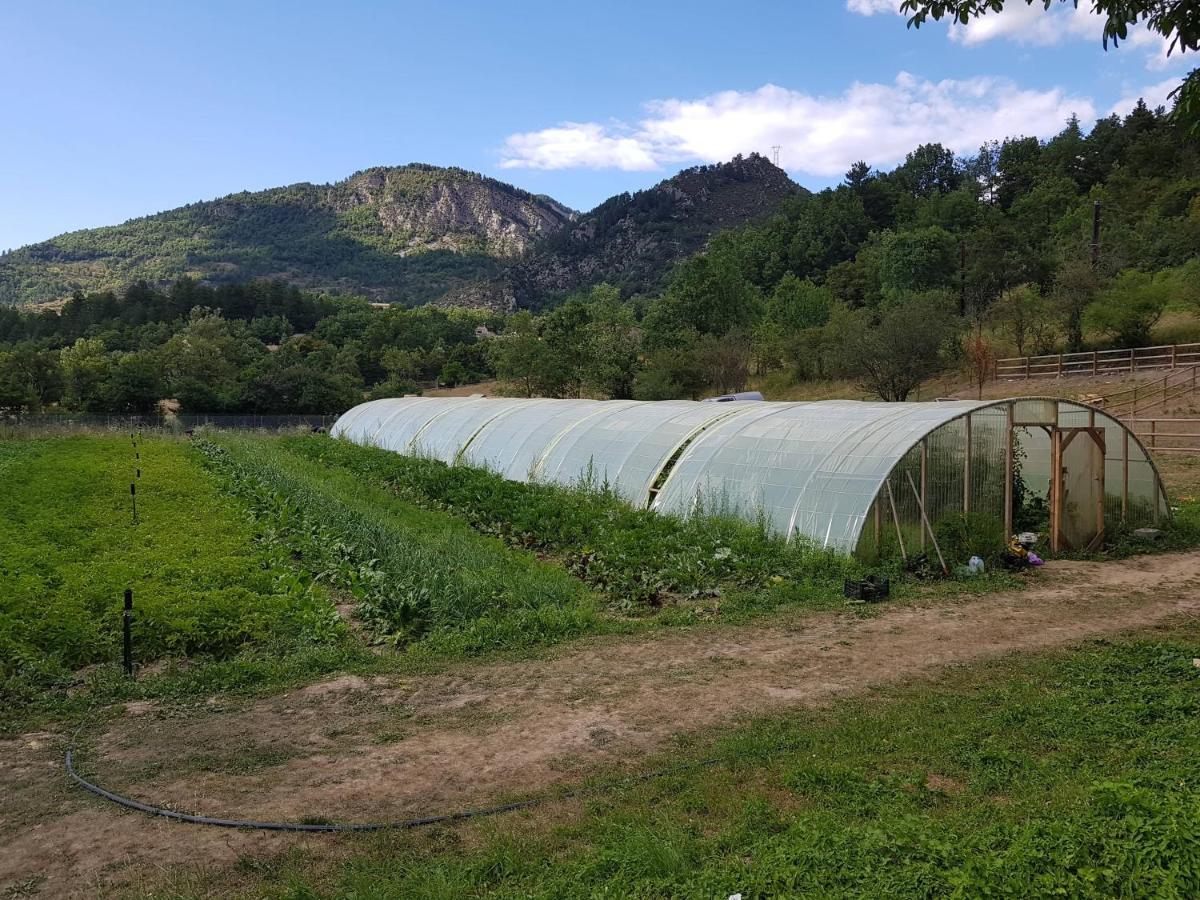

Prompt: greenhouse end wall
[{"left": 331, "top": 396, "right": 1168, "bottom": 559}]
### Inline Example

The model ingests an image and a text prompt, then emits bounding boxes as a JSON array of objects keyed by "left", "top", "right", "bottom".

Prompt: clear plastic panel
[
  {"left": 535, "top": 401, "right": 754, "bottom": 505},
  {"left": 654, "top": 400, "right": 984, "bottom": 550},
  {"left": 460, "top": 399, "right": 610, "bottom": 481},
  {"left": 330, "top": 397, "right": 426, "bottom": 445},
  {"left": 409, "top": 398, "right": 542, "bottom": 464},
  {"left": 366, "top": 398, "right": 458, "bottom": 452}
]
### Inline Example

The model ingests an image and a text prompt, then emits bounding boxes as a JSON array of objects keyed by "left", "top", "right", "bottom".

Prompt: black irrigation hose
[{"left": 65, "top": 725, "right": 725, "bottom": 833}]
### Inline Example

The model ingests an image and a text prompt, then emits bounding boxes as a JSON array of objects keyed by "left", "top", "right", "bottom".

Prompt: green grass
[
  {"left": 0, "top": 435, "right": 353, "bottom": 721},
  {"left": 276, "top": 435, "right": 870, "bottom": 616},
  {"left": 160, "top": 626, "right": 1200, "bottom": 898},
  {"left": 195, "top": 435, "right": 600, "bottom": 655}
]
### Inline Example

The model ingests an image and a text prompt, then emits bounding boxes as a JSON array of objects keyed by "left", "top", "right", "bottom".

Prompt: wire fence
[
  {"left": 0, "top": 413, "right": 337, "bottom": 438},
  {"left": 995, "top": 342, "right": 1200, "bottom": 380}
]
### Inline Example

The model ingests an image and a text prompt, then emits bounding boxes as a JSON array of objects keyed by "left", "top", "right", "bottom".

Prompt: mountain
[
  {"left": 502, "top": 153, "right": 804, "bottom": 309},
  {"left": 0, "top": 164, "right": 574, "bottom": 307},
  {"left": 0, "top": 155, "right": 801, "bottom": 309}
]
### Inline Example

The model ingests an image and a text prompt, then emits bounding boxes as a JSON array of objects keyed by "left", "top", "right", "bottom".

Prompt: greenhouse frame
[{"left": 331, "top": 396, "right": 1168, "bottom": 558}]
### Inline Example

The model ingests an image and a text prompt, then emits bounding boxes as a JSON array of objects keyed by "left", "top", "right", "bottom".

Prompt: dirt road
[{"left": 3, "top": 551, "right": 1199, "bottom": 896}]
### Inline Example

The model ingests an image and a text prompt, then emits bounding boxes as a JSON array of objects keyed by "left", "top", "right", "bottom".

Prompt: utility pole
[
  {"left": 1091, "top": 200, "right": 1101, "bottom": 269},
  {"left": 770, "top": 145, "right": 781, "bottom": 167},
  {"left": 958, "top": 240, "right": 967, "bottom": 318}
]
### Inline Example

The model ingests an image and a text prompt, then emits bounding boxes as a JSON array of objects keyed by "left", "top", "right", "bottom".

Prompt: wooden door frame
[{"left": 1049, "top": 427, "right": 1106, "bottom": 553}]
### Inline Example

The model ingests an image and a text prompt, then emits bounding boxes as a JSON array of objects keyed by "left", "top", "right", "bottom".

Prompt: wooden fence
[
  {"left": 995, "top": 343, "right": 1200, "bottom": 380},
  {"left": 1100, "top": 366, "right": 1200, "bottom": 418},
  {"left": 1125, "top": 417, "right": 1200, "bottom": 454}
]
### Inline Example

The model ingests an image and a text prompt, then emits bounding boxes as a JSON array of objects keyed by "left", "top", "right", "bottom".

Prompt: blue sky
[{"left": 0, "top": 0, "right": 1190, "bottom": 252}]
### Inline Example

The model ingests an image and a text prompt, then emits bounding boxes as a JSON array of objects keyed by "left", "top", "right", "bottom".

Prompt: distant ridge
[{"left": 0, "top": 155, "right": 801, "bottom": 309}]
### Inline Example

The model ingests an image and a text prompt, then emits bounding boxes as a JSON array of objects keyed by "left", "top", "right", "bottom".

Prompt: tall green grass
[
  {"left": 195, "top": 436, "right": 599, "bottom": 654},
  {"left": 279, "top": 435, "right": 866, "bottom": 613},
  {"left": 0, "top": 436, "right": 345, "bottom": 709}
]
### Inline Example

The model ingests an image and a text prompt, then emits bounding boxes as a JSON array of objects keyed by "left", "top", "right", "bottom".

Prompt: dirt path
[{"left": 4, "top": 551, "right": 1200, "bottom": 897}]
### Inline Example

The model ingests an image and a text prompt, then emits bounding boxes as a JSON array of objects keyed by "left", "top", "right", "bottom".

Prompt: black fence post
[
  {"left": 130, "top": 482, "right": 138, "bottom": 525},
  {"left": 123, "top": 589, "right": 134, "bottom": 678}
]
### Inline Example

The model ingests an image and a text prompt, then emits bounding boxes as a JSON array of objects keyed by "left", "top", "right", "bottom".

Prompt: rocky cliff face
[
  {"left": 326, "top": 165, "right": 574, "bottom": 257},
  {"left": 505, "top": 153, "right": 801, "bottom": 306}
]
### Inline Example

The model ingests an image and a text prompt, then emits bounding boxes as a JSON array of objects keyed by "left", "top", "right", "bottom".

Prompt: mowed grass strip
[
  {"left": 197, "top": 435, "right": 599, "bottom": 654},
  {"left": 278, "top": 435, "right": 866, "bottom": 613},
  {"left": 0, "top": 436, "right": 345, "bottom": 710},
  {"left": 186, "top": 628, "right": 1200, "bottom": 898}
]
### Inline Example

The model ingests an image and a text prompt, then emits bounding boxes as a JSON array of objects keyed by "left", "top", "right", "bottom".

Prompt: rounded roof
[{"left": 331, "top": 396, "right": 1161, "bottom": 552}]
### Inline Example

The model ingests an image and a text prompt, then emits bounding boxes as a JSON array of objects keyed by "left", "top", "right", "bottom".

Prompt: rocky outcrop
[{"left": 508, "top": 153, "right": 802, "bottom": 306}]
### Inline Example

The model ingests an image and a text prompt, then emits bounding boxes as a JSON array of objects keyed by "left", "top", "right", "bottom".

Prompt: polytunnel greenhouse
[{"left": 331, "top": 396, "right": 1168, "bottom": 558}]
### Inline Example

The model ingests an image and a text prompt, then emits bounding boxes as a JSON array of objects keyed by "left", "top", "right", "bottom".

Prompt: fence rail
[
  {"left": 1125, "top": 417, "right": 1200, "bottom": 454},
  {"left": 995, "top": 343, "right": 1200, "bottom": 380},
  {"left": 1101, "top": 366, "right": 1200, "bottom": 418},
  {"left": 0, "top": 413, "right": 336, "bottom": 437}
]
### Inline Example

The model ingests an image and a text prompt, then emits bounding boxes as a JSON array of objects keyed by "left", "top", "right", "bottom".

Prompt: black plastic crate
[{"left": 843, "top": 576, "right": 891, "bottom": 602}]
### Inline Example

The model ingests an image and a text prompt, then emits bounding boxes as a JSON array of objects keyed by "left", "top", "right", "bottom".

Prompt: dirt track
[{"left": 3, "top": 550, "right": 1199, "bottom": 897}]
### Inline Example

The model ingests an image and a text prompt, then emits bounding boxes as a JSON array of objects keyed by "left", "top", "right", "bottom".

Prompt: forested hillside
[
  {"left": 489, "top": 101, "right": 1200, "bottom": 402},
  {"left": 2, "top": 101, "right": 1197, "bottom": 415},
  {"left": 0, "top": 165, "right": 573, "bottom": 307},
  {"left": 0, "top": 156, "right": 799, "bottom": 312}
]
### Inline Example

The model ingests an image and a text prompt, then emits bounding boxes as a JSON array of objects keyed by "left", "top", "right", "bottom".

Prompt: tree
[
  {"left": 59, "top": 338, "right": 112, "bottom": 411},
  {"left": 488, "top": 311, "right": 546, "bottom": 398},
  {"left": 842, "top": 294, "right": 960, "bottom": 401},
  {"left": 877, "top": 226, "right": 958, "bottom": 299},
  {"left": 961, "top": 332, "right": 998, "bottom": 399},
  {"left": 1084, "top": 268, "right": 1171, "bottom": 346},
  {"left": 1051, "top": 258, "right": 1103, "bottom": 351},
  {"left": 580, "top": 286, "right": 641, "bottom": 399},
  {"left": 989, "top": 284, "right": 1056, "bottom": 356},
  {"left": 901, "top": 1, "right": 1200, "bottom": 134}
]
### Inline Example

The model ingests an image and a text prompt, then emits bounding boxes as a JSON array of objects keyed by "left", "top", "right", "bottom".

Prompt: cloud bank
[{"left": 499, "top": 75, "right": 1094, "bottom": 177}]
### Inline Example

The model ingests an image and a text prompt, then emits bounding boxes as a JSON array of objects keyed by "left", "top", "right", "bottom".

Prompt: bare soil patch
[{"left": 4, "top": 551, "right": 1199, "bottom": 897}]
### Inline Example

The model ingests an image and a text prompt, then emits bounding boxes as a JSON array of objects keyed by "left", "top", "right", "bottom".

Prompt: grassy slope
[{"left": 151, "top": 623, "right": 1200, "bottom": 898}]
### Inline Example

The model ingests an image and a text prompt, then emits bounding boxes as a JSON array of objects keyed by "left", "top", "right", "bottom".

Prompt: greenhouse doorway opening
[{"left": 1050, "top": 427, "right": 1105, "bottom": 553}]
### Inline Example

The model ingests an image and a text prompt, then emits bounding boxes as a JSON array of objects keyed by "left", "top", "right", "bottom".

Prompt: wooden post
[
  {"left": 1131, "top": 348, "right": 1137, "bottom": 373},
  {"left": 963, "top": 414, "right": 972, "bottom": 516},
  {"left": 1150, "top": 419, "right": 1157, "bottom": 450},
  {"left": 907, "top": 471, "right": 948, "bottom": 575},
  {"left": 1163, "top": 373, "right": 1169, "bottom": 405},
  {"left": 1057, "top": 354, "right": 1063, "bottom": 378},
  {"left": 1132, "top": 382, "right": 1138, "bottom": 417},
  {"left": 1004, "top": 403, "right": 1014, "bottom": 538},
  {"left": 1025, "top": 357, "right": 1031, "bottom": 379},
  {"left": 919, "top": 440, "right": 928, "bottom": 551},
  {"left": 885, "top": 479, "right": 907, "bottom": 562},
  {"left": 1121, "top": 428, "right": 1129, "bottom": 523},
  {"left": 873, "top": 497, "right": 882, "bottom": 554},
  {"left": 1171, "top": 344, "right": 1178, "bottom": 368},
  {"left": 1092, "top": 351, "right": 1098, "bottom": 376},
  {"left": 1050, "top": 429, "right": 1062, "bottom": 553}
]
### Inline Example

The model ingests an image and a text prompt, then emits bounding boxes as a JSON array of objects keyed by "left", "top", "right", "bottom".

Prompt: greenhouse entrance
[{"left": 1049, "top": 426, "right": 1105, "bottom": 553}]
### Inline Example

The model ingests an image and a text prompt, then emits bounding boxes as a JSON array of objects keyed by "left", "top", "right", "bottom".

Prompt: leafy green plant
[
  {"left": 278, "top": 435, "right": 867, "bottom": 612},
  {"left": 194, "top": 435, "right": 598, "bottom": 652}
]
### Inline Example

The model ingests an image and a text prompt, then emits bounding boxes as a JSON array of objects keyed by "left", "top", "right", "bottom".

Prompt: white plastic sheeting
[
  {"left": 330, "top": 396, "right": 1167, "bottom": 554},
  {"left": 651, "top": 400, "right": 984, "bottom": 550}
]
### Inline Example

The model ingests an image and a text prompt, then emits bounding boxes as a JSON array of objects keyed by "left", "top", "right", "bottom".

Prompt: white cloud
[
  {"left": 499, "top": 76, "right": 1094, "bottom": 177},
  {"left": 1127, "top": 28, "right": 1194, "bottom": 71},
  {"left": 498, "top": 122, "right": 659, "bottom": 171},
  {"left": 1108, "top": 76, "right": 1182, "bottom": 116},
  {"left": 845, "top": 0, "right": 901, "bottom": 16}
]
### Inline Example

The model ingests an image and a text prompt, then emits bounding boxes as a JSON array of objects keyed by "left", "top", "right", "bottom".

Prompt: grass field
[
  {"left": 0, "top": 436, "right": 357, "bottom": 719},
  {"left": 4, "top": 431, "right": 1200, "bottom": 896}
]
